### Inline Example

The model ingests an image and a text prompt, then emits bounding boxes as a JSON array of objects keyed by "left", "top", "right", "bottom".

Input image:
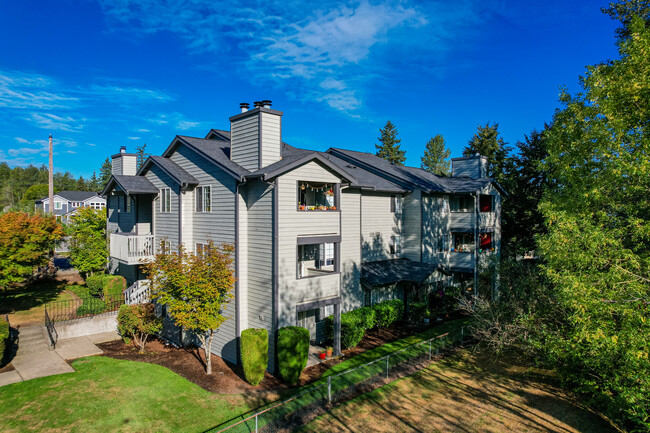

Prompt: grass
[
  {"left": 2, "top": 277, "right": 81, "bottom": 326},
  {"left": 300, "top": 350, "right": 618, "bottom": 433},
  {"left": 0, "top": 356, "right": 253, "bottom": 433}
]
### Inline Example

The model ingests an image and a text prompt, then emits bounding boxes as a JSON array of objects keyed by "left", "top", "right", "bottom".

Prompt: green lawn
[{"left": 0, "top": 357, "right": 252, "bottom": 433}]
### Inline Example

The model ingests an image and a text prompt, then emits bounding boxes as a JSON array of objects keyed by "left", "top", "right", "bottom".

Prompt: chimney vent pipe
[
  {"left": 120, "top": 146, "right": 126, "bottom": 153},
  {"left": 262, "top": 100, "right": 272, "bottom": 108},
  {"left": 253, "top": 101, "right": 262, "bottom": 108},
  {"left": 240, "top": 102, "right": 250, "bottom": 113}
]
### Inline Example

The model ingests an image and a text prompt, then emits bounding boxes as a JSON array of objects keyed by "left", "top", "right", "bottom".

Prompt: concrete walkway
[{"left": 0, "top": 326, "right": 120, "bottom": 387}]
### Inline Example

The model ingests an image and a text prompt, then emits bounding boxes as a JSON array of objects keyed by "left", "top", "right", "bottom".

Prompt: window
[
  {"left": 439, "top": 196, "right": 449, "bottom": 214},
  {"left": 196, "top": 243, "right": 209, "bottom": 257},
  {"left": 390, "top": 195, "right": 402, "bottom": 214},
  {"left": 298, "top": 242, "right": 338, "bottom": 278},
  {"left": 364, "top": 290, "right": 372, "bottom": 307},
  {"left": 450, "top": 195, "right": 474, "bottom": 213},
  {"left": 453, "top": 272, "right": 474, "bottom": 292},
  {"left": 479, "top": 233, "right": 493, "bottom": 251},
  {"left": 390, "top": 235, "right": 402, "bottom": 255},
  {"left": 160, "top": 188, "right": 171, "bottom": 213},
  {"left": 123, "top": 196, "right": 132, "bottom": 213},
  {"left": 452, "top": 233, "right": 475, "bottom": 253},
  {"left": 91, "top": 202, "right": 105, "bottom": 210},
  {"left": 54, "top": 201, "right": 62, "bottom": 210},
  {"left": 298, "top": 181, "right": 338, "bottom": 211},
  {"left": 479, "top": 195, "right": 493, "bottom": 212},
  {"left": 195, "top": 186, "right": 211, "bottom": 213}
]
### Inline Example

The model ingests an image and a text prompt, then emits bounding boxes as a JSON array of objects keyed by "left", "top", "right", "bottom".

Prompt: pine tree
[
  {"left": 375, "top": 120, "right": 406, "bottom": 165},
  {"left": 420, "top": 135, "right": 451, "bottom": 176},
  {"left": 89, "top": 171, "right": 100, "bottom": 192}
]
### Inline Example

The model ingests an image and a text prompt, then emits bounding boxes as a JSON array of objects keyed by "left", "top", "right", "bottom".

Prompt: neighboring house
[
  {"left": 102, "top": 101, "right": 505, "bottom": 372},
  {"left": 36, "top": 191, "right": 106, "bottom": 223}
]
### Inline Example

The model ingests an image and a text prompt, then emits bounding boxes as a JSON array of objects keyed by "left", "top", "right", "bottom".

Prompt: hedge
[
  {"left": 325, "top": 306, "right": 376, "bottom": 350},
  {"left": 85, "top": 274, "right": 126, "bottom": 300},
  {"left": 0, "top": 317, "right": 9, "bottom": 364},
  {"left": 373, "top": 299, "right": 404, "bottom": 328},
  {"left": 277, "top": 326, "right": 309, "bottom": 384},
  {"left": 240, "top": 328, "right": 268, "bottom": 386},
  {"left": 77, "top": 298, "right": 106, "bottom": 317}
]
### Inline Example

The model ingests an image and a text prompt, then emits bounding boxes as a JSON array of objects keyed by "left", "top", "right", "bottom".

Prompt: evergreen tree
[
  {"left": 136, "top": 143, "right": 149, "bottom": 170},
  {"left": 463, "top": 122, "right": 511, "bottom": 184},
  {"left": 420, "top": 135, "right": 451, "bottom": 176},
  {"left": 501, "top": 128, "right": 549, "bottom": 255},
  {"left": 99, "top": 157, "right": 112, "bottom": 187},
  {"left": 375, "top": 120, "right": 406, "bottom": 165},
  {"left": 89, "top": 171, "right": 100, "bottom": 192}
]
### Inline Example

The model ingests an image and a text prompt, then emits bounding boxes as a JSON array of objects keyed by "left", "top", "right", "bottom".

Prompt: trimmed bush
[
  {"left": 409, "top": 302, "right": 428, "bottom": 323},
  {"left": 85, "top": 274, "right": 105, "bottom": 297},
  {"left": 0, "top": 317, "right": 9, "bottom": 364},
  {"left": 373, "top": 299, "right": 404, "bottom": 328},
  {"left": 117, "top": 303, "right": 162, "bottom": 353},
  {"left": 240, "top": 328, "right": 268, "bottom": 386},
  {"left": 356, "top": 306, "right": 376, "bottom": 330},
  {"left": 277, "top": 326, "right": 309, "bottom": 384}
]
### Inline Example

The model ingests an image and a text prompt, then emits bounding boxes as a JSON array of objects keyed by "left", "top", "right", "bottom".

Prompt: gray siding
[
  {"left": 112, "top": 154, "right": 137, "bottom": 176},
  {"left": 260, "top": 112, "right": 281, "bottom": 168},
  {"left": 340, "top": 189, "right": 362, "bottom": 313},
  {"left": 145, "top": 165, "right": 180, "bottom": 249},
  {"left": 402, "top": 190, "right": 421, "bottom": 261},
  {"left": 230, "top": 115, "right": 260, "bottom": 171},
  {"left": 422, "top": 194, "right": 449, "bottom": 266},
  {"left": 361, "top": 192, "right": 402, "bottom": 262},
  {"left": 244, "top": 179, "right": 275, "bottom": 371},
  {"left": 169, "top": 144, "right": 238, "bottom": 364},
  {"left": 277, "top": 162, "right": 342, "bottom": 333},
  {"left": 169, "top": 144, "right": 237, "bottom": 246}
]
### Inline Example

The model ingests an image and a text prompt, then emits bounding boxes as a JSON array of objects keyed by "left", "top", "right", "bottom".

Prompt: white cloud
[
  {"left": 27, "top": 113, "right": 83, "bottom": 133},
  {"left": 127, "top": 136, "right": 141, "bottom": 140},
  {"left": 0, "top": 70, "right": 80, "bottom": 110}
]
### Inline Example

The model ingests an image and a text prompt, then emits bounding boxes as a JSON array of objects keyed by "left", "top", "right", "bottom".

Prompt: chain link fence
[{"left": 208, "top": 326, "right": 465, "bottom": 433}]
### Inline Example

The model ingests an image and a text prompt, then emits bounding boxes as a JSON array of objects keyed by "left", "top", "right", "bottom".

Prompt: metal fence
[
  {"left": 44, "top": 294, "right": 125, "bottom": 323},
  {"left": 208, "top": 326, "right": 464, "bottom": 433}
]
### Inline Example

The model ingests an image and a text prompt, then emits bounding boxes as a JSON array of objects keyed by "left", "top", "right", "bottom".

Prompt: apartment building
[{"left": 102, "top": 101, "right": 504, "bottom": 371}]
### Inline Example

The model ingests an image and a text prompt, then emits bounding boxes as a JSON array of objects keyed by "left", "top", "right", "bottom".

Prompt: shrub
[
  {"left": 76, "top": 297, "right": 106, "bottom": 316},
  {"left": 85, "top": 274, "right": 105, "bottom": 297},
  {"left": 277, "top": 326, "right": 309, "bottom": 384},
  {"left": 373, "top": 299, "right": 404, "bottom": 328},
  {"left": 240, "top": 328, "right": 268, "bottom": 386},
  {"left": 409, "top": 302, "right": 428, "bottom": 323},
  {"left": 324, "top": 307, "right": 375, "bottom": 350},
  {"left": 0, "top": 317, "right": 9, "bottom": 364},
  {"left": 117, "top": 303, "right": 162, "bottom": 354}
]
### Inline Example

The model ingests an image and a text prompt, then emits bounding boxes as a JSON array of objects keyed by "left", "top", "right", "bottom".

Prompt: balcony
[
  {"left": 448, "top": 251, "right": 475, "bottom": 270},
  {"left": 110, "top": 233, "right": 154, "bottom": 265}
]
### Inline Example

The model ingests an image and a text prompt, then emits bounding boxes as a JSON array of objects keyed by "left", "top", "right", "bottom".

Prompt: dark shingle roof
[
  {"left": 325, "top": 153, "right": 406, "bottom": 193},
  {"left": 52, "top": 191, "right": 100, "bottom": 201},
  {"left": 327, "top": 148, "right": 496, "bottom": 194},
  {"left": 361, "top": 258, "right": 449, "bottom": 287},
  {"left": 143, "top": 155, "right": 199, "bottom": 186},
  {"left": 104, "top": 175, "right": 159, "bottom": 195}
]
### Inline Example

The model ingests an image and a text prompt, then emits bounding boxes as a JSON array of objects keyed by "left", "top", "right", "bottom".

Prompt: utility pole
[{"left": 48, "top": 134, "right": 54, "bottom": 214}]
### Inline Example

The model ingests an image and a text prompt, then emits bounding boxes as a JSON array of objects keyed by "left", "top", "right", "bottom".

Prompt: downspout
[
  {"left": 271, "top": 179, "right": 279, "bottom": 374},
  {"left": 474, "top": 191, "right": 479, "bottom": 298}
]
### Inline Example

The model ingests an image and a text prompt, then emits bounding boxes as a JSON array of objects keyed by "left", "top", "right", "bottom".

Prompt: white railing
[
  {"left": 110, "top": 234, "right": 154, "bottom": 264},
  {"left": 124, "top": 280, "right": 151, "bottom": 305}
]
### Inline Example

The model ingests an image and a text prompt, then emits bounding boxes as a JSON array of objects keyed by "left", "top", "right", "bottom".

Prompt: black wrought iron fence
[{"left": 44, "top": 294, "right": 125, "bottom": 323}]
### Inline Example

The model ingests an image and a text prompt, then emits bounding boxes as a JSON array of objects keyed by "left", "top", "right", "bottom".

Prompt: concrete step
[
  {"left": 18, "top": 333, "right": 47, "bottom": 343},
  {"left": 17, "top": 343, "right": 51, "bottom": 356},
  {"left": 18, "top": 326, "right": 47, "bottom": 337}
]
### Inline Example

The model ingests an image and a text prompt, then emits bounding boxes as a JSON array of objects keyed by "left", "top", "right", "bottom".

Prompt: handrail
[{"left": 44, "top": 306, "right": 58, "bottom": 349}]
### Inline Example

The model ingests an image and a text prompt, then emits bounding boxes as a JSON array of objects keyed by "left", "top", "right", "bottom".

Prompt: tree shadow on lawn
[{"left": 0, "top": 277, "right": 69, "bottom": 316}]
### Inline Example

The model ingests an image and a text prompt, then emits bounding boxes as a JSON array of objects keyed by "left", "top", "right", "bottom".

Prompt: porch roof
[
  {"left": 101, "top": 175, "right": 159, "bottom": 196},
  {"left": 361, "top": 258, "right": 450, "bottom": 287}
]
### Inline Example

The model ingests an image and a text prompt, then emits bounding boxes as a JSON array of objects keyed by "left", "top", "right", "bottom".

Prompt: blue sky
[{"left": 0, "top": 0, "right": 619, "bottom": 178}]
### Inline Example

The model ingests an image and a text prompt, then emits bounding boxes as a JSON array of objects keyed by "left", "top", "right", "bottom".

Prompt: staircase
[{"left": 16, "top": 326, "right": 51, "bottom": 355}]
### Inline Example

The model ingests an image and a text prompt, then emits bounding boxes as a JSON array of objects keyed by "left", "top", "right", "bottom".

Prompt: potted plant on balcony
[
  {"left": 319, "top": 350, "right": 327, "bottom": 360},
  {"left": 326, "top": 346, "right": 333, "bottom": 357},
  {"left": 299, "top": 205, "right": 306, "bottom": 211}
]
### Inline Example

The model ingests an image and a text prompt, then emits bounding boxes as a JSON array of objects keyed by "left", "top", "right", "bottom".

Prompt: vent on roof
[{"left": 240, "top": 102, "right": 250, "bottom": 113}]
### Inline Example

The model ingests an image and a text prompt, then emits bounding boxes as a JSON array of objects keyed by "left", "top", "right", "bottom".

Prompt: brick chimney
[{"left": 229, "top": 100, "right": 283, "bottom": 171}]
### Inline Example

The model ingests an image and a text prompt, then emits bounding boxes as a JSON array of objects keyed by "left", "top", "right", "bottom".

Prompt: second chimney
[
  {"left": 112, "top": 146, "right": 138, "bottom": 176},
  {"left": 229, "top": 100, "right": 282, "bottom": 171}
]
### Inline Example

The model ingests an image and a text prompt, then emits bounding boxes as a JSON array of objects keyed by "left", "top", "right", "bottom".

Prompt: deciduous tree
[
  {"left": 539, "top": 15, "right": 650, "bottom": 431},
  {"left": 375, "top": 120, "right": 406, "bottom": 165},
  {"left": 0, "top": 212, "right": 63, "bottom": 297},
  {"left": 144, "top": 240, "right": 235, "bottom": 375},
  {"left": 420, "top": 135, "right": 451, "bottom": 176},
  {"left": 67, "top": 207, "right": 108, "bottom": 277}
]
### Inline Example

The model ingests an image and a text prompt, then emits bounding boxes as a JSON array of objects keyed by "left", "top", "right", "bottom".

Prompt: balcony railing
[{"left": 110, "top": 233, "right": 154, "bottom": 265}]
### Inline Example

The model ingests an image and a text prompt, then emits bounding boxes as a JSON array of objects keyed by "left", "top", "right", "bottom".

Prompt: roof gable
[{"left": 137, "top": 155, "right": 199, "bottom": 187}]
